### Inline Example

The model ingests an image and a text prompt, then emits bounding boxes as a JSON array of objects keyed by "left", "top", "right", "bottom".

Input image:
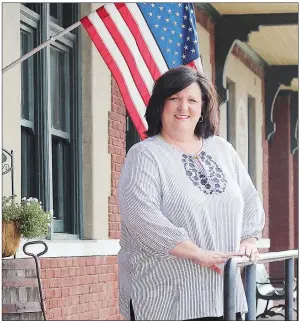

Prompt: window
[
  {"left": 226, "top": 79, "right": 236, "bottom": 147},
  {"left": 248, "top": 95, "right": 257, "bottom": 186},
  {"left": 20, "top": 6, "right": 38, "bottom": 201},
  {"left": 126, "top": 113, "right": 141, "bottom": 153},
  {"left": 20, "top": 4, "right": 82, "bottom": 236}
]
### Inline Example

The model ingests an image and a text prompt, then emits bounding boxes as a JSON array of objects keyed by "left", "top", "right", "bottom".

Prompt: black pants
[{"left": 129, "top": 300, "right": 243, "bottom": 321}]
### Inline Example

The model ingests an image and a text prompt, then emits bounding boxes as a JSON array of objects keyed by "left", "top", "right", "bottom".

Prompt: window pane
[
  {"left": 21, "top": 127, "right": 36, "bottom": 198},
  {"left": 126, "top": 114, "right": 140, "bottom": 153},
  {"left": 52, "top": 137, "right": 71, "bottom": 233},
  {"left": 23, "top": 3, "right": 38, "bottom": 13},
  {"left": 21, "top": 30, "right": 34, "bottom": 122},
  {"left": 50, "top": 3, "right": 59, "bottom": 19},
  {"left": 50, "top": 47, "right": 68, "bottom": 132}
]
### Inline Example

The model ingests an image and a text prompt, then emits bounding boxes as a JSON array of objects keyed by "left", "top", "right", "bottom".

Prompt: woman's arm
[
  {"left": 170, "top": 240, "right": 244, "bottom": 270},
  {"left": 118, "top": 145, "right": 191, "bottom": 260}
]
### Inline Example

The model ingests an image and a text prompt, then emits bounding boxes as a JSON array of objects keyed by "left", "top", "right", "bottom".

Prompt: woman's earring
[{"left": 199, "top": 115, "right": 203, "bottom": 123}]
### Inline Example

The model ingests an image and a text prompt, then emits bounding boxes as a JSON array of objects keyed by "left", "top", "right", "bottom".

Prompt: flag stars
[
  {"left": 184, "top": 45, "right": 188, "bottom": 50},
  {"left": 188, "top": 27, "right": 193, "bottom": 32},
  {"left": 191, "top": 49, "right": 196, "bottom": 53},
  {"left": 161, "top": 36, "right": 165, "bottom": 41},
  {"left": 193, "top": 39, "right": 197, "bottom": 44},
  {"left": 165, "top": 18, "right": 170, "bottom": 23},
  {"left": 177, "top": 3, "right": 182, "bottom": 7},
  {"left": 179, "top": 33, "right": 183, "bottom": 38},
  {"left": 150, "top": 3, "right": 155, "bottom": 7},
  {"left": 166, "top": 48, "right": 171, "bottom": 53},
  {"left": 172, "top": 60, "right": 176, "bottom": 65},
  {"left": 168, "top": 39, "right": 173, "bottom": 43},
  {"left": 182, "top": 54, "right": 186, "bottom": 59},
  {"left": 171, "top": 30, "right": 175, "bottom": 34},
  {"left": 167, "top": 9, "right": 172, "bottom": 14},
  {"left": 185, "top": 5, "right": 189, "bottom": 10},
  {"left": 181, "top": 24, "right": 186, "bottom": 29},
  {"left": 159, "top": 6, "right": 164, "bottom": 11},
  {"left": 154, "top": 24, "right": 159, "bottom": 28},
  {"left": 186, "top": 36, "right": 190, "bottom": 41},
  {"left": 174, "top": 51, "right": 179, "bottom": 56},
  {"left": 173, "top": 21, "right": 178, "bottom": 26},
  {"left": 162, "top": 27, "right": 167, "bottom": 32},
  {"left": 183, "top": 15, "right": 187, "bottom": 20},
  {"left": 190, "top": 9, "right": 194, "bottom": 14},
  {"left": 148, "top": 12, "right": 153, "bottom": 17},
  {"left": 157, "top": 15, "right": 161, "bottom": 19},
  {"left": 175, "top": 12, "right": 180, "bottom": 16}
]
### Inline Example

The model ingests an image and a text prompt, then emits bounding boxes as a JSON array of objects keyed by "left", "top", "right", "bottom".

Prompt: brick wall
[
  {"left": 261, "top": 79, "right": 270, "bottom": 242},
  {"left": 194, "top": 9, "right": 215, "bottom": 84},
  {"left": 269, "top": 94, "right": 295, "bottom": 277},
  {"left": 231, "top": 45, "right": 264, "bottom": 80},
  {"left": 293, "top": 152, "right": 298, "bottom": 250},
  {"left": 108, "top": 78, "right": 126, "bottom": 240},
  {"left": 40, "top": 256, "right": 121, "bottom": 320},
  {"left": 195, "top": 7, "right": 217, "bottom": 132}
]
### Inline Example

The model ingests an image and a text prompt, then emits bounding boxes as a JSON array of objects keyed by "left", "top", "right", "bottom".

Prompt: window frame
[{"left": 20, "top": 3, "right": 83, "bottom": 239}]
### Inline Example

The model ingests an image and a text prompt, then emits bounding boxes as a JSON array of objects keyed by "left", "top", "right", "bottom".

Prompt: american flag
[{"left": 81, "top": 3, "right": 202, "bottom": 140}]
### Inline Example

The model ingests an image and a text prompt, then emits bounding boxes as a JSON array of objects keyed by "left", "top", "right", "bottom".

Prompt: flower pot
[{"left": 2, "top": 220, "right": 21, "bottom": 258}]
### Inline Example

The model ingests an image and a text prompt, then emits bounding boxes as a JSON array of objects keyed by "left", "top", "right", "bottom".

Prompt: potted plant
[{"left": 2, "top": 196, "right": 52, "bottom": 257}]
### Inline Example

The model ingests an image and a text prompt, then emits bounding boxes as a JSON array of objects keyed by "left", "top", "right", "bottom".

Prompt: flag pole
[{"left": 3, "top": 20, "right": 81, "bottom": 74}]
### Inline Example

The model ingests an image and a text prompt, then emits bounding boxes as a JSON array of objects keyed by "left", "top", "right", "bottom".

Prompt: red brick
[
  {"left": 40, "top": 258, "right": 51, "bottom": 269},
  {"left": 269, "top": 94, "right": 295, "bottom": 278},
  {"left": 65, "top": 258, "right": 73, "bottom": 267},
  {"left": 56, "top": 258, "right": 66, "bottom": 268},
  {"left": 49, "top": 258, "right": 58, "bottom": 268}
]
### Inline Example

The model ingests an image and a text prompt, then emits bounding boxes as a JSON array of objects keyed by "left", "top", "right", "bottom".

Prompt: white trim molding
[{"left": 13, "top": 239, "right": 121, "bottom": 258}]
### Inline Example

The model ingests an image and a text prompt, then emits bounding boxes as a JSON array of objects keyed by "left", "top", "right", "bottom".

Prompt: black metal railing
[{"left": 224, "top": 250, "right": 298, "bottom": 320}]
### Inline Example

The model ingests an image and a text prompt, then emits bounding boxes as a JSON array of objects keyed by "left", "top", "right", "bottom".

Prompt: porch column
[{"left": 269, "top": 92, "right": 295, "bottom": 277}]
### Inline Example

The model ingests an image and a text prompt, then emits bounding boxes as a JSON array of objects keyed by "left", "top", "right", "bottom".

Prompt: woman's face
[{"left": 161, "top": 82, "right": 203, "bottom": 137}]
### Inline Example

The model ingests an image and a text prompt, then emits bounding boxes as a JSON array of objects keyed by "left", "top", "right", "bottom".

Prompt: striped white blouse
[{"left": 117, "top": 135, "right": 265, "bottom": 320}]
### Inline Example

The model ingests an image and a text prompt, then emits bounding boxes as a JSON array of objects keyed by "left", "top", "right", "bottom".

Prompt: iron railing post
[
  {"left": 224, "top": 258, "right": 237, "bottom": 320},
  {"left": 245, "top": 264, "right": 257, "bottom": 320},
  {"left": 284, "top": 258, "right": 294, "bottom": 320}
]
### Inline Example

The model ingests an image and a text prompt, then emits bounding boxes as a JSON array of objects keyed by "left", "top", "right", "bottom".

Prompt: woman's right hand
[{"left": 192, "top": 250, "right": 244, "bottom": 267}]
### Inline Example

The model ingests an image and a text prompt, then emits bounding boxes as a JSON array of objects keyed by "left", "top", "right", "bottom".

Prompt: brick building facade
[{"left": 2, "top": 2, "right": 298, "bottom": 321}]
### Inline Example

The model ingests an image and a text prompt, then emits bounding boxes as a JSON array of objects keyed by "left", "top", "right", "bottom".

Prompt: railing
[{"left": 224, "top": 250, "right": 298, "bottom": 320}]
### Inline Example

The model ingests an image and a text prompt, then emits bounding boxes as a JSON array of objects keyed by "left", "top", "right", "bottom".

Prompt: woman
[{"left": 117, "top": 66, "right": 265, "bottom": 321}]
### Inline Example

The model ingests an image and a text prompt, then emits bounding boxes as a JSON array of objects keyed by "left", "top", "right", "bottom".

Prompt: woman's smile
[{"left": 174, "top": 115, "right": 190, "bottom": 120}]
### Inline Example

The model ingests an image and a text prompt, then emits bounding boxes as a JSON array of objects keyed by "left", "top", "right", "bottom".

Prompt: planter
[{"left": 2, "top": 220, "right": 21, "bottom": 258}]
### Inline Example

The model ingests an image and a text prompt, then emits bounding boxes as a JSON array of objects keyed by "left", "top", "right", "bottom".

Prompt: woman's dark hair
[{"left": 145, "top": 65, "right": 219, "bottom": 139}]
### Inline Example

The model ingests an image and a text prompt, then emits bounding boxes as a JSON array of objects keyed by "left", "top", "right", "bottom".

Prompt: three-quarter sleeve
[
  {"left": 231, "top": 147, "right": 266, "bottom": 241},
  {"left": 118, "top": 144, "right": 191, "bottom": 259}
]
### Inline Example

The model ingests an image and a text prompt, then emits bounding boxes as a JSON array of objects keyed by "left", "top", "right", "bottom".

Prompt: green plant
[{"left": 2, "top": 195, "right": 52, "bottom": 239}]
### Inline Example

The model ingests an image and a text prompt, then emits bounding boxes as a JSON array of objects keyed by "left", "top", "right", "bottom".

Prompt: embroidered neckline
[{"left": 182, "top": 151, "right": 227, "bottom": 195}]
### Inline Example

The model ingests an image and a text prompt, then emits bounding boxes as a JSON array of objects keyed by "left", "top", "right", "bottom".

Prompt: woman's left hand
[{"left": 239, "top": 238, "right": 260, "bottom": 264}]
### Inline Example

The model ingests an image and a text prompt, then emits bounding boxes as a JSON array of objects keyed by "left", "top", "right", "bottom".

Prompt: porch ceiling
[
  {"left": 211, "top": 2, "right": 299, "bottom": 91},
  {"left": 211, "top": 3, "right": 298, "bottom": 15}
]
